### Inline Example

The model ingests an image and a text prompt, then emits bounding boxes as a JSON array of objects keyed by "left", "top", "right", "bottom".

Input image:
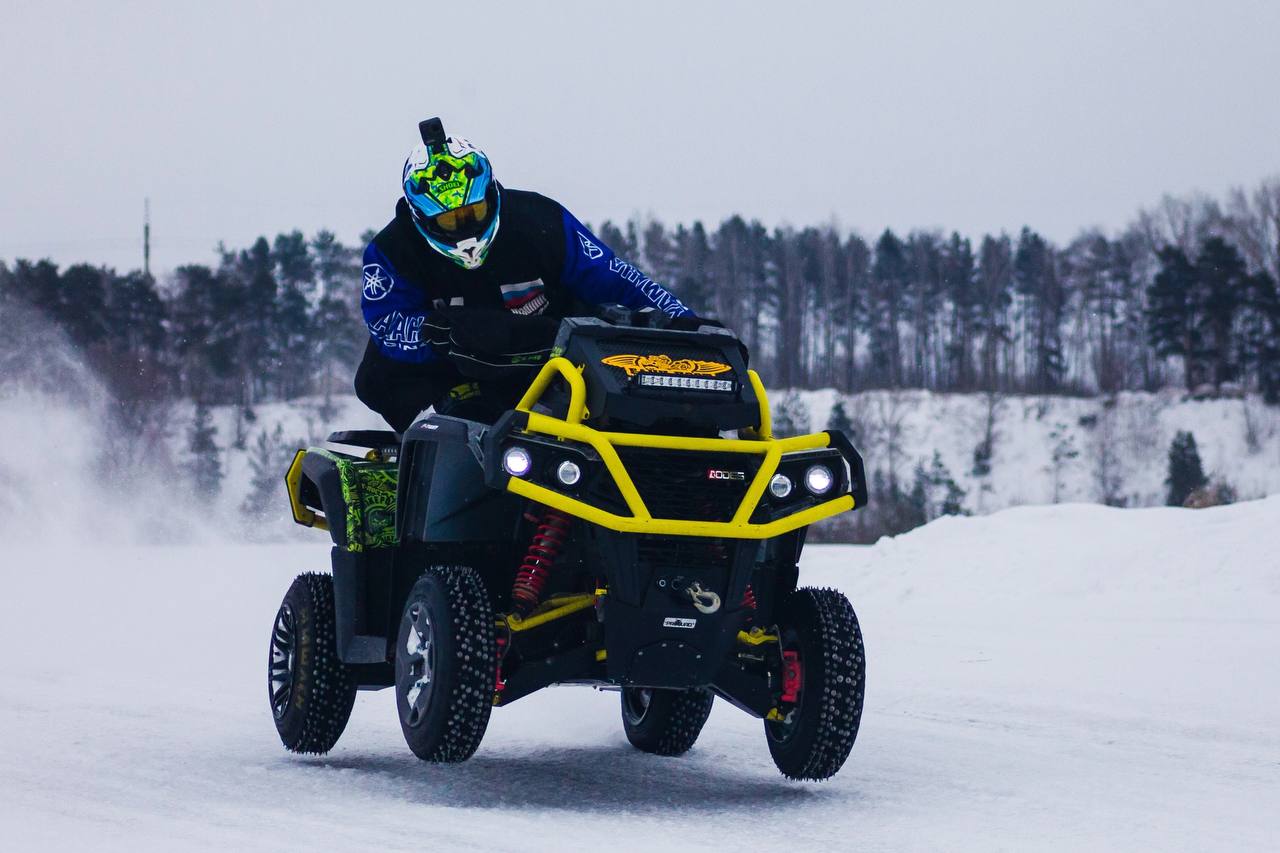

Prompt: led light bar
[{"left": 636, "top": 374, "right": 735, "bottom": 392}]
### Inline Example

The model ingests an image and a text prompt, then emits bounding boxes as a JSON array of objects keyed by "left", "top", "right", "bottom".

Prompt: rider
[{"left": 355, "top": 118, "right": 701, "bottom": 432}]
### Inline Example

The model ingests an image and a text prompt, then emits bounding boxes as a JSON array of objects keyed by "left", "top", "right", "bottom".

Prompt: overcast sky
[{"left": 3, "top": 0, "right": 1278, "bottom": 273}]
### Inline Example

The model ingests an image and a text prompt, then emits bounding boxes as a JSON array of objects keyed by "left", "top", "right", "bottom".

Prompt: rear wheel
[
  {"left": 765, "top": 587, "right": 865, "bottom": 781},
  {"left": 621, "top": 687, "right": 715, "bottom": 756},
  {"left": 268, "top": 573, "right": 357, "bottom": 754},
  {"left": 395, "top": 565, "right": 496, "bottom": 762}
]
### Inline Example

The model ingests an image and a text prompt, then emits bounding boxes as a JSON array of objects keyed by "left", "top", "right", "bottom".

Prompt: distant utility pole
[{"left": 144, "top": 197, "right": 151, "bottom": 278}]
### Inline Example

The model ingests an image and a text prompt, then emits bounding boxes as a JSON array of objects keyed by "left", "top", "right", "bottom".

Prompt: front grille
[
  {"left": 636, "top": 535, "right": 736, "bottom": 572},
  {"left": 615, "top": 447, "right": 759, "bottom": 522}
]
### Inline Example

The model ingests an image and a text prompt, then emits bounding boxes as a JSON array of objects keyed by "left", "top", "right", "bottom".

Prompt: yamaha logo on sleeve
[
  {"left": 362, "top": 264, "right": 393, "bottom": 301},
  {"left": 577, "top": 232, "right": 604, "bottom": 260}
]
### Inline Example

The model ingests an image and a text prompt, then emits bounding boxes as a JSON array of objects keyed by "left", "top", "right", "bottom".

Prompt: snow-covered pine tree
[
  {"left": 241, "top": 423, "right": 290, "bottom": 522},
  {"left": 827, "top": 400, "right": 854, "bottom": 436},
  {"left": 1048, "top": 422, "right": 1080, "bottom": 503},
  {"left": 187, "top": 402, "right": 223, "bottom": 501},
  {"left": 1015, "top": 227, "right": 1066, "bottom": 394},
  {"left": 905, "top": 463, "right": 929, "bottom": 528},
  {"left": 1147, "top": 247, "right": 1203, "bottom": 393},
  {"left": 927, "top": 451, "right": 967, "bottom": 516},
  {"left": 1195, "top": 237, "right": 1249, "bottom": 391},
  {"left": 1165, "top": 430, "right": 1208, "bottom": 506},
  {"left": 311, "top": 230, "right": 363, "bottom": 420},
  {"left": 271, "top": 231, "right": 316, "bottom": 401},
  {"left": 869, "top": 230, "right": 907, "bottom": 388},
  {"left": 771, "top": 391, "right": 811, "bottom": 436}
]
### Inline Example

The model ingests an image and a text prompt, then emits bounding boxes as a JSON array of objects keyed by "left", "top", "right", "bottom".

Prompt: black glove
[{"left": 437, "top": 308, "right": 559, "bottom": 381}]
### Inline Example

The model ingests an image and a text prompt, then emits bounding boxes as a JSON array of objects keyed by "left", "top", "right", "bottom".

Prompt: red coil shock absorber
[
  {"left": 511, "top": 508, "right": 572, "bottom": 616},
  {"left": 740, "top": 583, "right": 758, "bottom": 625}
]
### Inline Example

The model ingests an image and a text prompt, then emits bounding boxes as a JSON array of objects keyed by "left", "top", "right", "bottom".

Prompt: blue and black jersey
[{"left": 355, "top": 189, "right": 695, "bottom": 430}]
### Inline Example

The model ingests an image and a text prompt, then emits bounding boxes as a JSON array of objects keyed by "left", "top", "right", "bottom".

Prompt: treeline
[
  {"left": 597, "top": 178, "right": 1280, "bottom": 400},
  {"left": 0, "top": 231, "right": 367, "bottom": 411},
  {"left": 2, "top": 179, "right": 1279, "bottom": 411}
]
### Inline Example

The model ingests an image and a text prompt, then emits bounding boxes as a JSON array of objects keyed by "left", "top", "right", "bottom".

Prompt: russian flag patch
[{"left": 500, "top": 279, "right": 548, "bottom": 315}]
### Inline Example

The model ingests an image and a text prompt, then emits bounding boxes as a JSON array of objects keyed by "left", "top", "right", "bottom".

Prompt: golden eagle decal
[{"left": 601, "top": 353, "right": 733, "bottom": 378}]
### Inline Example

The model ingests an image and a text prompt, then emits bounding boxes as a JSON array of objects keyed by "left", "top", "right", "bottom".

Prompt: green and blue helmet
[{"left": 402, "top": 120, "right": 500, "bottom": 269}]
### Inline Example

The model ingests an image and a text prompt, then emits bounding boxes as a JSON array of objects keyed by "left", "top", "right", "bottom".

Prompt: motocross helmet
[{"left": 402, "top": 118, "right": 500, "bottom": 270}]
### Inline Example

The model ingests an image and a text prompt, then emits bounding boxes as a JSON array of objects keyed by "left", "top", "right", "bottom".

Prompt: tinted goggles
[{"left": 433, "top": 199, "right": 489, "bottom": 233}]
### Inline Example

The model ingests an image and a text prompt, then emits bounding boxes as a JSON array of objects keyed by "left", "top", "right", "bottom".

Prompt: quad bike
[{"left": 269, "top": 312, "right": 868, "bottom": 781}]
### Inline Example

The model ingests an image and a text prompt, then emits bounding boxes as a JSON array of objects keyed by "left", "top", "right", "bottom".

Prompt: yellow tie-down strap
[{"left": 506, "top": 357, "right": 856, "bottom": 539}]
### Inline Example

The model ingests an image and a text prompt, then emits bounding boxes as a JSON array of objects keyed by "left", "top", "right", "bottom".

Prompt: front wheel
[
  {"left": 395, "top": 565, "right": 496, "bottom": 763},
  {"left": 268, "top": 573, "right": 357, "bottom": 754},
  {"left": 621, "top": 687, "right": 715, "bottom": 756},
  {"left": 765, "top": 587, "right": 865, "bottom": 781}
]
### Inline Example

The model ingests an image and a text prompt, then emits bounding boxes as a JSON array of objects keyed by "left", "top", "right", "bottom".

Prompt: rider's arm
[
  {"left": 356, "top": 243, "right": 452, "bottom": 431},
  {"left": 553, "top": 205, "right": 694, "bottom": 318},
  {"left": 360, "top": 243, "right": 440, "bottom": 363}
]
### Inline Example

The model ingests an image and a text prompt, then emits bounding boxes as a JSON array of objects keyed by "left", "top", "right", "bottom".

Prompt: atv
[{"left": 269, "top": 311, "right": 869, "bottom": 780}]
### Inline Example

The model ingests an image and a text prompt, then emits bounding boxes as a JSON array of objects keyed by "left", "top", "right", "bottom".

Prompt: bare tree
[
  {"left": 870, "top": 392, "right": 911, "bottom": 490},
  {"left": 1223, "top": 177, "right": 1280, "bottom": 282}
]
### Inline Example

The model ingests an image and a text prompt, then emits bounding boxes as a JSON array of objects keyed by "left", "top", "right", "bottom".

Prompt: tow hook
[
  {"left": 658, "top": 576, "right": 723, "bottom": 614},
  {"left": 687, "top": 581, "right": 722, "bottom": 614}
]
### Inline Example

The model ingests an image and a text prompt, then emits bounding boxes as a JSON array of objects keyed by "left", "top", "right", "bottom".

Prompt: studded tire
[
  {"left": 395, "top": 566, "right": 496, "bottom": 763},
  {"left": 621, "top": 687, "right": 715, "bottom": 756},
  {"left": 268, "top": 573, "right": 358, "bottom": 755},
  {"left": 765, "top": 587, "right": 865, "bottom": 781}
]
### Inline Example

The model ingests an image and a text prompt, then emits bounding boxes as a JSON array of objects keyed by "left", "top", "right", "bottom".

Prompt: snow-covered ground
[{"left": 2, "top": 498, "right": 1277, "bottom": 851}]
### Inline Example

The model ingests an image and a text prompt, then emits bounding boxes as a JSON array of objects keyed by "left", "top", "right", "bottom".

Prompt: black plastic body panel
[
  {"left": 826, "top": 429, "right": 870, "bottom": 507},
  {"left": 397, "top": 415, "right": 523, "bottom": 545},
  {"left": 593, "top": 527, "right": 757, "bottom": 688},
  {"left": 331, "top": 546, "right": 395, "bottom": 665}
]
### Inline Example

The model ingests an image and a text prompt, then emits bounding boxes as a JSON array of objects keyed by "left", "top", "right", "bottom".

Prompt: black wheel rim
[
  {"left": 269, "top": 603, "right": 296, "bottom": 720},
  {"left": 622, "top": 687, "right": 653, "bottom": 725},
  {"left": 402, "top": 601, "right": 436, "bottom": 727}
]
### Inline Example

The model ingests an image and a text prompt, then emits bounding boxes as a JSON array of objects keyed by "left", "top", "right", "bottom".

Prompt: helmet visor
[{"left": 433, "top": 199, "right": 489, "bottom": 233}]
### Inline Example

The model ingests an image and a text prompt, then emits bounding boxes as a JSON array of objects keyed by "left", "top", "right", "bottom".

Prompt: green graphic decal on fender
[{"left": 310, "top": 449, "right": 399, "bottom": 552}]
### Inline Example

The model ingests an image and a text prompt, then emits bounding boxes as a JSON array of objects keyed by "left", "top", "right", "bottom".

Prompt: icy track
[{"left": 2, "top": 500, "right": 1278, "bottom": 852}]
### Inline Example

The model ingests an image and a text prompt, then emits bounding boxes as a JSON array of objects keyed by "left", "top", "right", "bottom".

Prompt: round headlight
[
  {"left": 502, "top": 446, "right": 533, "bottom": 477},
  {"left": 804, "top": 464, "right": 834, "bottom": 495},
  {"left": 769, "top": 473, "right": 793, "bottom": 499},
  {"left": 556, "top": 460, "right": 582, "bottom": 486}
]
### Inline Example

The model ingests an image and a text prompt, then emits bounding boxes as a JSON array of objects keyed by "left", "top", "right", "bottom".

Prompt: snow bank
[
  {"left": 206, "top": 389, "right": 1280, "bottom": 532},
  {"left": 5, "top": 366, "right": 1276, "bottom": 548},
  {"left": 785, "top": 387, "right": 1280, "bottom": 509}
]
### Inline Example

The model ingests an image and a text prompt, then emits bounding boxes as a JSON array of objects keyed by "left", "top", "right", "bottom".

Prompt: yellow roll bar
[
  {"left": 516, "top": 357, "right": 588, "bottom": 425},
  {"left": 506, "top": 358, "right": 856, "bottom": 539}
]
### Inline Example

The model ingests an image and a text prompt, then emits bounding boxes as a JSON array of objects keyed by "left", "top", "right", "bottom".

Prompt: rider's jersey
[{"left": 360, "top": 189, "right": 692, "bottom": 364}]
